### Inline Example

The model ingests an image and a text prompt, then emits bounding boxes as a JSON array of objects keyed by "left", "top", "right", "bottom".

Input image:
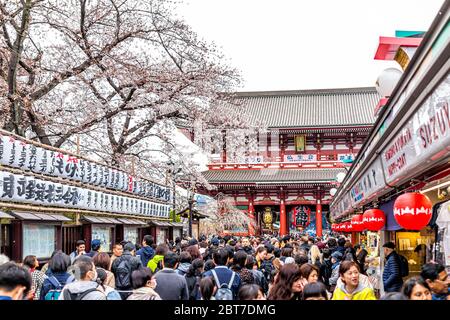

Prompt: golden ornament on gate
[{"left": 263, "top": 207, "right": 273, "bottom": 228}]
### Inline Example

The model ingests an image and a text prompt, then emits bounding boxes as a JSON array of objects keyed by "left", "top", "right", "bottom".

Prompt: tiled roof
[
  {"left": 202, "top": 168, "right": 346, "bottom": 184},
  {"left": 235, "top": 87, "right": 379, "bottom": 128}
]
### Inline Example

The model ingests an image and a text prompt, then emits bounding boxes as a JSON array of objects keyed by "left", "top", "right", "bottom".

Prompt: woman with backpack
[
  {"left": 40, "top": 252, "right": 72, "bottom": 300},
  {"left": 185, "top": 259, "right": 204, "bottom": 300}
]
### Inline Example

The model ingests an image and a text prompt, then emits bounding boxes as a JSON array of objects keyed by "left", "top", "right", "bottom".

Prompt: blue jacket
[
  {"left": 383, "top": 251, "right": 403, "bottom": 292},
  {"left": 136, "top": 246, "right": 155, "bottom": 268},
  {"left": 203, "top": 266, "right": 241, "bottom": 299},
  {"left": 40, "top": 272, "right": 72, "bottom": 300}
]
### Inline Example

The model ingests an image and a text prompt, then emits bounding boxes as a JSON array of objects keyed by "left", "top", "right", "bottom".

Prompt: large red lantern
[
  {"left": 351, "top": 214, "right": 365, "bottom": 232},
  {"left": 393, "top": 192, "right": 432, "bottom": 230},
  {"left": 363, "top": 209, "right": 385, "bottom": 231}
]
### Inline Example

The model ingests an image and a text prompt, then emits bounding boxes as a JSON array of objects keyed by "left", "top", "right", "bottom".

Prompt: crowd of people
[{"left": 0, "top": 233, "right": 448, "bottom": 301}]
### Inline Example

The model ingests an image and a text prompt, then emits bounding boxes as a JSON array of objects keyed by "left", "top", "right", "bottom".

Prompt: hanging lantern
[
  {"left": 393, "top": 192, "right": 432, "bottom": 230},
  {"left": 340, "top": 221, "right": 351, "bottom": 233},
  {"left": 363, "top": 209, "right": 386, "bottom": 231},
  {"left": 331, "top": 223, "right": 337, "bottom": 231},
  {"left": 351, "top": 214, "right": 365, "bottom": 232}
]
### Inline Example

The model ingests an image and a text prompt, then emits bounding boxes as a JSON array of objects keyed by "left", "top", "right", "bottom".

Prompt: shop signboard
[
  {"left": 0, "top": 170, "right": 170, "bottom": 218},
  {"left": 381, "top": 75, "right": 450, "bottom": 184},
  {"left": 0, "top": 131, "right": 172, "bottom": 204},
  {"left": 349, "top": 158, "right": 387, "bottom": 207}
]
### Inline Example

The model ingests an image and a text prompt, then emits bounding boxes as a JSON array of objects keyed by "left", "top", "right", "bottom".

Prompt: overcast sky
[{"left": 176, "top": 0, "right": 445, "bottom": 92}]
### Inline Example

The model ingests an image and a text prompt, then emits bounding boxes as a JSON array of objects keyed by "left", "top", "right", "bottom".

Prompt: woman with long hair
[
  {"left": 267, "top": 263, "right": 306, "bottom": 300},
  {"left": 185, "top": 259, "right": 204, "bottom": 300},
  {"left": 231, "top": 250, "right": 254, "bottom": 286}
]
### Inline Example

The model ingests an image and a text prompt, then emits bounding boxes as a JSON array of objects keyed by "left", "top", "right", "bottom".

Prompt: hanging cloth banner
[
  {"left": 0, "top": 131, "right": 171, "bottom": 204},
  {"left": 0, "top": 170, "right": 170, "bottom": 219}
]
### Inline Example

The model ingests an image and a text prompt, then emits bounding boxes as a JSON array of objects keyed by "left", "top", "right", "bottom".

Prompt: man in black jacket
[
  {"left": 111, "top": 242, "right": 142, "bottom": 299},
  {"left": 382, "top": 242, "right": 403, "bottom": 292}
]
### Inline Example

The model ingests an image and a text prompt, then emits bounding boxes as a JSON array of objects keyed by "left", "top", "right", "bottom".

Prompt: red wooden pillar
[
  {"left": 279, "top": 199, "right": 287, "bottom": 236},
  {"left": 248, "top": 195, "right": 255, "bottom": 236},
  {"left": 316, "top": 202, "right": 322, "bottom": 237}
]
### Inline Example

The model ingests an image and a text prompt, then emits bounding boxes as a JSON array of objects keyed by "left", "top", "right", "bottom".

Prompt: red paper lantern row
[
  {"left": 363, "top": 209, "right": 385, "bottom": 231},
  {"left": 394, "top": 192, "right": 432, "bottom": 230},
  {"left": 351, "top": 214, "right": 365, "bottom": 232},
  {"left": 342, "top": 221, "right": 352, "bottom": 233}
]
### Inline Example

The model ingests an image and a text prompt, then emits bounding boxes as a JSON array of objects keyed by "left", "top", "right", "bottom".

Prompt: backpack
[
  {"left": 398, "top": 254, "right": 409, "bottom": 277},
  {"left": 115, "top": 258, "right": 132, "bottom": 289},
  {"left": 62, "top": 287, "right": 101, "bottom": 300},
  {"left": 211, "top": 269, "right": 235, "bottom": 300},
  {"left": 44, "top": 276, "right": 64, "bottom": 300},
  {"left": 260, "top": 257, "right": 275, "bottom": 282}
]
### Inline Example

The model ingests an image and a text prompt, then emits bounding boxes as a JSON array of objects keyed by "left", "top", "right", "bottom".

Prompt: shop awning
[
  {"left": 83, "top": 216, "right": 121, "bottom": 224},
  {"left": 8, "top": 211, "right": 71, "bottom": 222},
  {"left": 0, "top": 211, "right": 14, "bottom": 219},
  {"left": 148, "top": 220, "right": 172, "bottom": 227},
  {"left": 117, "top": 218, "right": 147, "bottom": 225},
  {"left": 101, "top": 217, "right": 122, "bottom": 224},
  {"left": 169, "top": 222, "right": 184, "bottom": 228}
]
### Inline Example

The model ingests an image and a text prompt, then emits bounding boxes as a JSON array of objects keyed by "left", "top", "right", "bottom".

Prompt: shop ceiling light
[{"left": 420, "top": 180, "right": 450, "bottom": 194}]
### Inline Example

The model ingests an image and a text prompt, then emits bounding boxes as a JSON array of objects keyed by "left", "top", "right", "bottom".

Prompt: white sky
[{"left": 176, "top": 0, "right": 445, "bottom": 92}]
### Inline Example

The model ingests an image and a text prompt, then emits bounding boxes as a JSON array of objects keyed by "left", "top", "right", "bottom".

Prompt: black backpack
[
  {"left": 63, "top": 287, "right": 100, "bottom": 300},
  {"left": 115, "top": 258, "right": 132, "bottom": 289},
  {"left": 398, "top": 254, "right": 409, "bottom": 277}
]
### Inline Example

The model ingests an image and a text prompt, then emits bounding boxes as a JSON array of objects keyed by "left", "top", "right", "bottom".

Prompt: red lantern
[
  {"left": 393, "top": 192, "right": 432, "bottom": 230},
  {"left": 363, "top": 209, "right": 385, "bottom": 231},
  {"left": 351, "top": 214, "right": 365, "bottom": 232},
  {"left": 342, "top": 221, "right": 352, "bottom": 233}
]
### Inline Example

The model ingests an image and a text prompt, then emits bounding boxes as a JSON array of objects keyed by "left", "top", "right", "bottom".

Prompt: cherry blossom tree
[{"left": 1, "top": 0, "right": 262, "bottom": 176}]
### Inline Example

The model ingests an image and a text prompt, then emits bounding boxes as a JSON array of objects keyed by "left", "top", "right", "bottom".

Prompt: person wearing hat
[
  {"left": 111, "top": 242, "right": 143, "bottom": 300},
  {"left": 329, "top": 251, "right": 343, "bottom": 292},
  {"left": 85, "top": 239, "right": 101, "bottom": 258},
  {"left": 382, "top": 242, "right": 403, "bottom": 293}
]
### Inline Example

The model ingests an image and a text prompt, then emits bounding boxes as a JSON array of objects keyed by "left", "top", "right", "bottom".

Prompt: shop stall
[
  {"left": 330, "top": 3, "right": 449, "bottom": 293},
  {"left": 7, "top": 211, "right": 72, "bottom": 261},
  {"left": 82, "top": 215, "right": 123, "bottom": 253}
]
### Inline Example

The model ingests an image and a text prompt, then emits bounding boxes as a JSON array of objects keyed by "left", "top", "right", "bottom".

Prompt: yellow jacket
[{"left": 331, "top": 283, "right": 377, "bottom": 300}]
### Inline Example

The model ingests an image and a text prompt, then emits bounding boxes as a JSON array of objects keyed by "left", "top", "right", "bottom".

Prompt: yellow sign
[{"left": 294, "top": 135, "right": 306, "bottom": 153}]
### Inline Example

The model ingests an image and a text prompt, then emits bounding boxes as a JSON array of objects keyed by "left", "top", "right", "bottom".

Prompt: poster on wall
[
  {"left": 124, "top": 227, "right": 138, "bottom": 244},
  {"left": 92, "top": 226, "right": 112, "bottom": 253},
  {"left": 22, "top": 224, "right": 55, "bottom": 258}
]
